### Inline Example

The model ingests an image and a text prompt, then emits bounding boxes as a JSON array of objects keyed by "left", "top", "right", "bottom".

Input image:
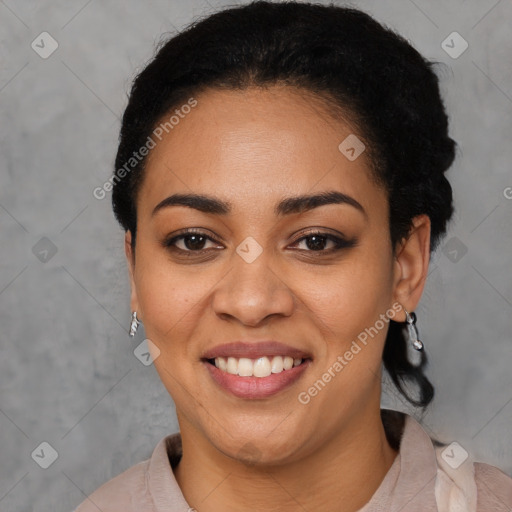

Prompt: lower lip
[{"left": 204, "top": 360, "right": 310, "bottom": 399}]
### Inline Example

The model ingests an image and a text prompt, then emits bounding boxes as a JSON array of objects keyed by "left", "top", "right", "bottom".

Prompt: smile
[
  {"left": 211, "top": 356, "right": 304, "bottom": 377},
  {"left": 202, "top": 341, "right": 312, "bottom": 399}
]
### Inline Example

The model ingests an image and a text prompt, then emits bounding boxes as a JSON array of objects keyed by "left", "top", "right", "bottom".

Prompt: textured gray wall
[{"left": 0, "top": 1, "right": 511, "bottom": 510}]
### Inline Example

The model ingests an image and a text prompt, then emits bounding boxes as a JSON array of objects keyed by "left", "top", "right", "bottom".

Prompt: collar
[{"left": 359, "top": 410, "right": 439, "bottom": 511}]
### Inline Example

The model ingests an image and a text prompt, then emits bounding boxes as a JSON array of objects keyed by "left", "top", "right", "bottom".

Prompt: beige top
[{"left": 74, "top": 411, "right": 512, "bottom": 511}]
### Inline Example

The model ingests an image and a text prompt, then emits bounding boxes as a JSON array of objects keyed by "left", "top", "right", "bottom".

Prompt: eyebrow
[{"left": 152, "top": 190, "right": 366, "bottom": 218}]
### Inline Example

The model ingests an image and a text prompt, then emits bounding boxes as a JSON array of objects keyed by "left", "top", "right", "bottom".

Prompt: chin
[{"left": 203, "top": 418, "right": 313, "bottom": 467}]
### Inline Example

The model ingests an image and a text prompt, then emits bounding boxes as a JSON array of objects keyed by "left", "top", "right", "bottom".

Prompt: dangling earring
[
  {"left": 129, "top": 311, "right": 140, "bottom": 337},
  {"left": 403, "top": 308, "right": 424, "bottom": 351}
]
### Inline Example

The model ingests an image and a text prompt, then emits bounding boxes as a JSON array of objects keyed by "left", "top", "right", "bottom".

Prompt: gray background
[{"left": 0, "top": 0, "right": 511, "bottom": 510}]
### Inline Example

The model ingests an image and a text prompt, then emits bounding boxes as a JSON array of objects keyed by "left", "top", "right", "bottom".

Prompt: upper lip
[{"left": 202, "top": 341, "right": 312, "bottom": 360}]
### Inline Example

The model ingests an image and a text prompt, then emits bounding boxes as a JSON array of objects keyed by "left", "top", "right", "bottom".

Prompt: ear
[
  {"left": 391, "top": 214, "right": 431, "bottom": 321},
  {"left": 124, "top": 231, "right": 139, "bottom": 315}
]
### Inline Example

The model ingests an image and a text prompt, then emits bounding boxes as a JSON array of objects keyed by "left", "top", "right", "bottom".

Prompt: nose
[{"left": 212, "top": 249, "right": 295, "bottom": 327}]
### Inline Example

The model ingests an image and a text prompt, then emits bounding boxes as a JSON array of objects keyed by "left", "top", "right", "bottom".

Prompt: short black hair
[{"left": 112, "top": 1, "right": 457, "bottom": 408}]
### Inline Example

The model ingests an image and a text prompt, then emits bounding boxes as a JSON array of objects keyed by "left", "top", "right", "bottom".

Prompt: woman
[{"left": 75, "top": 1, "right": 512, "bottom": 510}]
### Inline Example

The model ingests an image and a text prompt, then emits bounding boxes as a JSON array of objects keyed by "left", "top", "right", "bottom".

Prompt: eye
[
  {"left": 290, "top": 230, "right": 356, "bottom": 253},
  {"left": 162, "top": 228, "right": 356, "bottom": 256},
  {"left": 163, "top": 229, "right": 223, "bottom": 252}
]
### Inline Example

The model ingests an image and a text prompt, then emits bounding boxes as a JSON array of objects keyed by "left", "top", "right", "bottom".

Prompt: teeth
[
  {"left": 253, "top": 357, "right": 272, "bottom": 377},
  {"left": 214, "top": 356, "right": 304, "bottom": 377},
  {"left": 238, "top": 358, "right": 253, "bottom": 377},
  {"left": 226, "top": 357, "right": 238, "bottom": 375},
  {"left": 271, "top": 356, "right": 284, "bottom": 373}
]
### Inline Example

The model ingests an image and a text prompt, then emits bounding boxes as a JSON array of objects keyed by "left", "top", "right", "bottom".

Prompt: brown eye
[
  {"left": 290, "top": 231, "right": 357, "bottom": 253},
  {"left": 163, "top": 229, "right": 223, "bottom": 253},
  {"left": 179, "top": 234, "right": 208, "bottom": 251},
  {"left": 298, "top": 234, "right": 333, "bottom": 251}
]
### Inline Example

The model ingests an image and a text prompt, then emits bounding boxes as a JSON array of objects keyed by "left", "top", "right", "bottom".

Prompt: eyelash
[{"left": 162, "top": 228, "right": 356, "bottom": 256}]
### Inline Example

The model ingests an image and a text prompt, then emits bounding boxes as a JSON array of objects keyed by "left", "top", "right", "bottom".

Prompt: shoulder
[
  {"left": 73, "top": 459, "right": 152, "bottom": 512},
  {"left": 433, "top": 440, "right": 512, "bottom": 511},
  {"left": 393, "top": 410, "right": 512, "bottom": 511},
  {"left": 73, "top": 433, "right": 183, "bottom": 512},
  {"left": 474, "top": 462, "right": 512, "bottom": 511}
]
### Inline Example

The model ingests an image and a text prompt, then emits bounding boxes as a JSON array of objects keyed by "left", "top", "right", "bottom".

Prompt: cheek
[
  {"left": 296, "top": 259, "right": 391, "bottom": 413},
  {"left": 133, "top": 249, "right": 209, "bottom": 405},
  {"left": 133, "top": 247, "right": 209, "bottom": 350},
  {"left": 300, "top": 246, "right": 393, "bottom": 340}
]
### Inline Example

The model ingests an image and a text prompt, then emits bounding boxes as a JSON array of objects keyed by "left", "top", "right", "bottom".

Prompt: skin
[{"left": 125, "top": 85, "right": 431, "bottom": 512}]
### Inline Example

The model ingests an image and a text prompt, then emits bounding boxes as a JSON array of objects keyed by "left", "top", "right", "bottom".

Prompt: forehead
[{"left": 138, "top": 86, "right": 383, "bottom": 216}]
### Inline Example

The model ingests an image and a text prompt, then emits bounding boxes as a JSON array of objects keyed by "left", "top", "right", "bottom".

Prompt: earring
[
  {"left": 129, "top": 311, "right": 140, "bottom": 337},
  {"left": 403, "top": 308, "right": 424, "bottom": 351}
]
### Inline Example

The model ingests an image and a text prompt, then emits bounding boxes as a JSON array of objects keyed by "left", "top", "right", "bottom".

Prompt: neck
[{"left": 174, "top": 405, "right": 398, "bottom": 512}]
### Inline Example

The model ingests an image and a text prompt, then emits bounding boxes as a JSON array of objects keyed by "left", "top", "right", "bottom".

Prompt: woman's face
[{"left": 127, "top": 86, "right": 406, "bottom": 464}]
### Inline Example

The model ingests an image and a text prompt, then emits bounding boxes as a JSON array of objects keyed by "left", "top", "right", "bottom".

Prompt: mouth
[
  {"left": 201, "top": 341, "right": 312, "bottom": 399},
  {"left": 206, "top": 355, "right": 306, "bottom": 377}
]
